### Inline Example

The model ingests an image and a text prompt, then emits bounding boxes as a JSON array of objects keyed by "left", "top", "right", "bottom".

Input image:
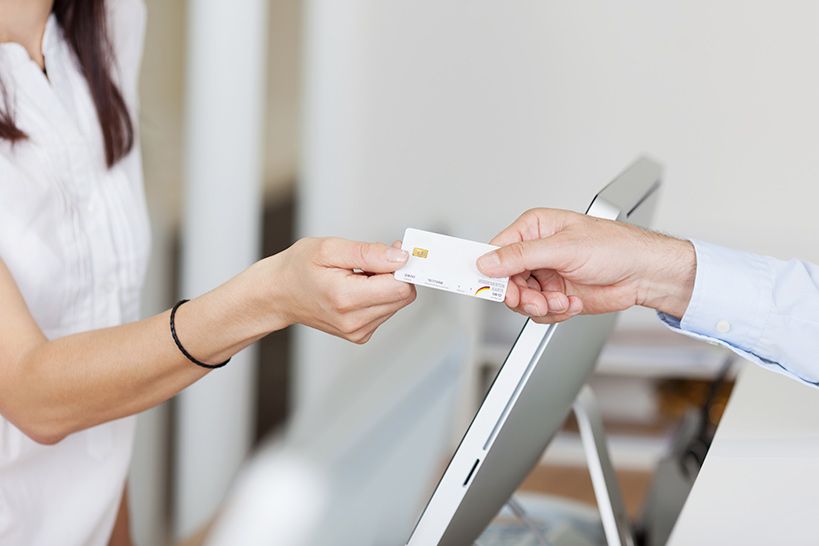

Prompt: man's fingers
[
  {"left": 516, "top": 289, "right": 579, "bottom": 320},
  {"left": 489, "top": 208, "right": 578, "bottom": 247},
  {"left": 511, "top": 272, "right": 531, "bottom": 290},
  {"left": 530, "top": 296, "right": 584, "bottom": 324},
  {"left": 319, "top": 238, "right": 408, "bottom": 273},
  {"left": 489, "top": 209, "right": 544, "bottom": 247},
  {"left": 490, "top": 229, "right": 525, "bottom": 248},
  {"left": 518, "top": 286, "right": 549, "bottom": 317},
  {"left": 532, "top": 269, "right": 565, "bottom": 293},
  {"left": 545, "top": 291, "right": 569, "bottom": 313},
  {"left": 504, "top": 282, "right": 521, "bottom": 308}
]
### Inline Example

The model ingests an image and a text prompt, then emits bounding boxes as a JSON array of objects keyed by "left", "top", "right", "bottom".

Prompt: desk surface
[{"left": 668, "top": 363, "right": 819, "bottom": 545}]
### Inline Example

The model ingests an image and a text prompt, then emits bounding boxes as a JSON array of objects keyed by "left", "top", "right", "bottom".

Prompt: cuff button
[{"left": 716, "top": 320, "right": 731, "bottom": 334}]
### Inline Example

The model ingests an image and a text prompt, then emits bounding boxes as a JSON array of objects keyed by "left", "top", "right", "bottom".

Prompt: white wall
[
  {"left": 302, "top": 0, "right": 819, "bottom": 257},
  {"left": 300, "top": 0, "right": 819, "bottom": 403}
]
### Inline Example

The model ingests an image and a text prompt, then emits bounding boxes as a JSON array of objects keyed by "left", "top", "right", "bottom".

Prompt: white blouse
[{"left": 0, "top": 1, "right": 149, "bottom": 544}]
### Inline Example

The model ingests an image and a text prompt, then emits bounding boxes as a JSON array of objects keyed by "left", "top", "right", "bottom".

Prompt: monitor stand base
[
  {"left": 487, "top": 386, "right": 635, "bottom": 546},
  {"left": 504, "top": 495, "right": 552, "bottom": 546}
]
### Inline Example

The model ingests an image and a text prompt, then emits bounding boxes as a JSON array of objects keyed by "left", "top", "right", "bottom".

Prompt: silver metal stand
[
  {"left": 572, "top": 386, "right": 634, "bottom": 546},
  {"left": 478, "top": 386, "right": 634, "bottom": 546},
  {"left": 486, "top": 386, "right": 634, "bottom": 546},
  {"left": 506, "top": 496, "right": 552, "bottom": 546}
]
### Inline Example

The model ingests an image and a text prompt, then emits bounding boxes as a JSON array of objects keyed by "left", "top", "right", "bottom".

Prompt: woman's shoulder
[{"left": 105, "top": 0, "right": 147, "bottom": 98}]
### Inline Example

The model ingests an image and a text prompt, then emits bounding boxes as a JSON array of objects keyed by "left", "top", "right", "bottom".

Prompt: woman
[{"left": 0, "top": 0, "right": 416, "bottom": 544}]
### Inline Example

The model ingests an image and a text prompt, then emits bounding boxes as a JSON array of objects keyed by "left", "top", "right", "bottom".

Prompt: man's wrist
[{"left": 636, "top": 235, "right": 696, "bottom": 319}]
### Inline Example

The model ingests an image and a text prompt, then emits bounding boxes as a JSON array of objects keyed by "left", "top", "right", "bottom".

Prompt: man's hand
[{"left": 476, "top": 209, "right": 696, "bottom": 323}]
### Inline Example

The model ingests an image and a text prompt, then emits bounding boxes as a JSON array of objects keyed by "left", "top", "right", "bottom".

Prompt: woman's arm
[{"left": 0, "top": 237, "right": 415, "bottom": 444}]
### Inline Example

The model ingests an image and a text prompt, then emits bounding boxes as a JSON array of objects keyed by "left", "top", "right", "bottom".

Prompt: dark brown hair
[{"left": 0, "top": 0, "right": 134, "bottom": 167}]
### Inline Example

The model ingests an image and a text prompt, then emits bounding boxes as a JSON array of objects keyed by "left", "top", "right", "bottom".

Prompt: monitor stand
[
  {"left": 498, "top": 386, "right": 635, "bottom": 546},
  {"left": 572, "top": 385, "right": 635, "bottom": 546}
]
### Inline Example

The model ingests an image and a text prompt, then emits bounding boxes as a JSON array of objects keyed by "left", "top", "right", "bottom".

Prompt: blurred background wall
[
  {"left": 299, "top": 0, "right": 819, "bottom": 290},
  {"left": 296, "top": 0, "right": 819, "bottom": 411},
  {"left": 130, "top": 1, "right": 819, "bottom": 544},
  {"left": 132, "top": 0, "right": 302, "bottom": 544}
]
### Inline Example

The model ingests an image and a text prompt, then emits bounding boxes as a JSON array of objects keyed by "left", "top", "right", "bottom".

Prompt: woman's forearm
[
  {"left": 2, "top": 258, "right": 288, "bottom": 444},
  {"left": 0, "top": 237, "right": 415, "bottom": 445}
]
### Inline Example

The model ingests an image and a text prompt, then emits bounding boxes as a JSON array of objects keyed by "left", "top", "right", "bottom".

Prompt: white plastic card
[{"left": 394, "top": 228, "right": 508, "bottom": 302}]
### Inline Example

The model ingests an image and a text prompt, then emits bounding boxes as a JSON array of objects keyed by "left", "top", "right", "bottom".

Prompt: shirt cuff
[
  {"left": 657, "top": 241, "right": 819, "bottom": 387},
  {"left": 678, "top": 239, "right": 774, "bottom": 350}
]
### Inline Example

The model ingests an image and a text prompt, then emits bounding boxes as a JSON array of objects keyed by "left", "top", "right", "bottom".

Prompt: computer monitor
[
  {"left": 205, "top": 303, "right": 467, "bottom": 546},
  {"left": 406, "top": 157, "right": 662, "bottom": 545}
]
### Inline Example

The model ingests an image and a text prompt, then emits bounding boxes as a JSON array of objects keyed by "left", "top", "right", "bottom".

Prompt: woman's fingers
[
  {"left": 317, "top": 238, "right": 409, "bottom": 273},
  {"left": 348, "top": 308, "right": 402, "bottom": 344},
  {"left": 284, "top": 236, "right": 419, "bottom": 345},
  {"left": 351, "top": 313, "right": 393, "bottom": 345},
  {"left": 337, "top": 294, "right": 416, "bottom": 343},
  {"left": 342, "top": 272, "right": 415, "bottom": 308},
  {"left": 359, "top": 289, "right": 416, "bottom": 323}
]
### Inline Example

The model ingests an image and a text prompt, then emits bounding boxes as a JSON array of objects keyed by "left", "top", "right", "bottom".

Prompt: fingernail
[
  {"left": 523, "top": 304, "right": 541, "bottom": 316},
  {"left": 477, "top": 252, "right": 500, "bottom": 272},
  {"left": 386, "top": 248, "right": 408, "bottom": 263}
]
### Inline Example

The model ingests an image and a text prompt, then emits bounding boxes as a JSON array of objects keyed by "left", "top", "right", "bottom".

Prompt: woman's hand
[
  {"left": 267, "top": 237, "right": 416, "bottom": 343},
  {"left": 476, "top": 209, "right": 696, "bottom": 323}
]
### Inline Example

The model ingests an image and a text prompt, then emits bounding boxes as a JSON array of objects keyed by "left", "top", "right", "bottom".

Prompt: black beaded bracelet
[{"left": 170, "top": 299, "right": 231, "bottom": 369}]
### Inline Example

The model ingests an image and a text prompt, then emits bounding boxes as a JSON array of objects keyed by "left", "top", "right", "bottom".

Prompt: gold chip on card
[{"left": 412, "top": 247, "right": 429, "bottom": 259}]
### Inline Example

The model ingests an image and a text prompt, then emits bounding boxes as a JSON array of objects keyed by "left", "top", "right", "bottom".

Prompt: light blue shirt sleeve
[{"left": 658, "top": 240, "right": 819, "bottom": 387}]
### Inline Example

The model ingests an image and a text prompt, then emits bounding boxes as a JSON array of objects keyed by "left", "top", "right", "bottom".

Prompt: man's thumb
[{"left": 477, "top": 239, "right": 558, "bottom": 278}]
